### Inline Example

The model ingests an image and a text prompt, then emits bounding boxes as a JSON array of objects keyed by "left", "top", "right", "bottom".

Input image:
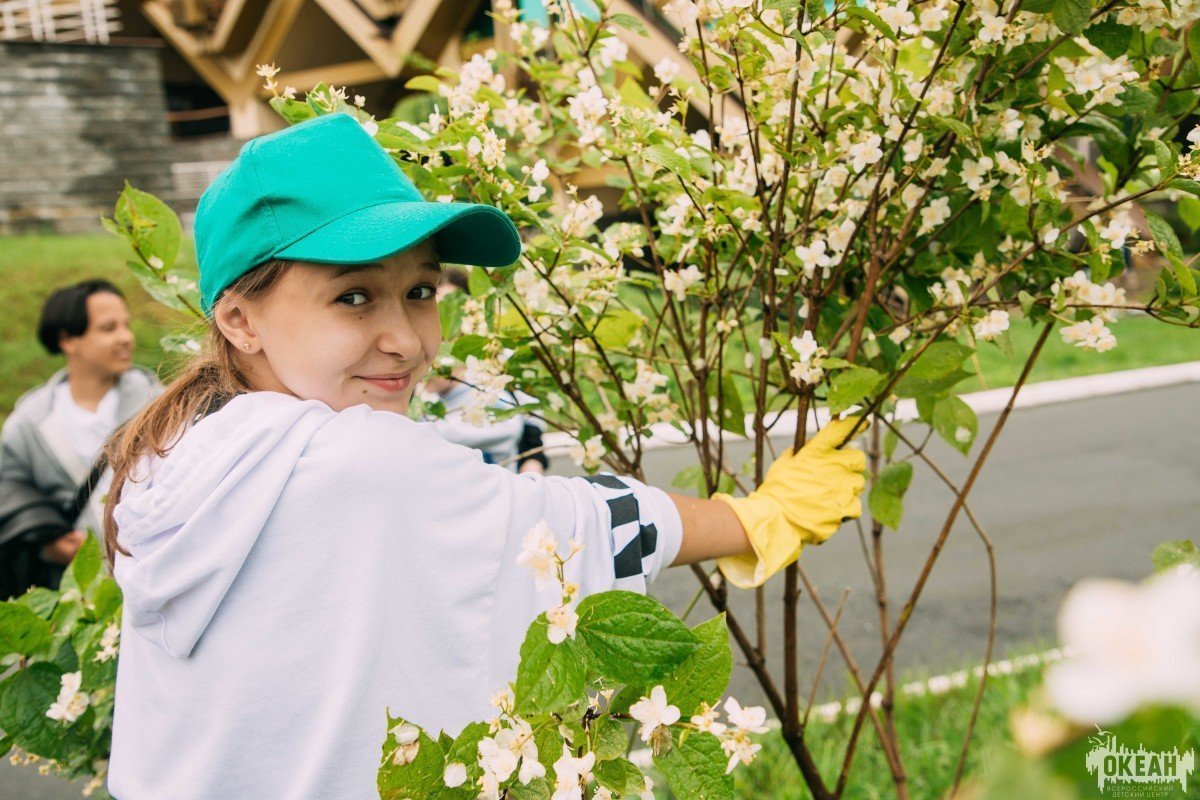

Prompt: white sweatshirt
[{"left": 106, "top": 391, "right": 682, "bottom": 800}]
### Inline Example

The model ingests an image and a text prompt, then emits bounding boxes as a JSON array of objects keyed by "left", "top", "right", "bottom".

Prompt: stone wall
[{"left": 0, "top": 40, "right": 176, "bottom": 235}]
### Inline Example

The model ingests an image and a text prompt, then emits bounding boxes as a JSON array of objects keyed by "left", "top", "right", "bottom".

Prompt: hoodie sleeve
[{"left": 329, "top": 406, "right": 684, "bottom": 596}]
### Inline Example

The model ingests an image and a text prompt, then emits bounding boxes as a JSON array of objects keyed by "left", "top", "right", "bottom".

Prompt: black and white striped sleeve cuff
[{"left": 580, "top": 473, "right": 683, "bottom": 592}]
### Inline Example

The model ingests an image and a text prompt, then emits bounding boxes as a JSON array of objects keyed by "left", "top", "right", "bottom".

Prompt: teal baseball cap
[{"left": 194, "top": 112, "right": 522, "bottom": 315}]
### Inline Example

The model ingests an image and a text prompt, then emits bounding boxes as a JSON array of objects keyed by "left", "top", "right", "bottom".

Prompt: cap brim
[{"left": 273, "top": 200, "right": 522, "bottom": 268}]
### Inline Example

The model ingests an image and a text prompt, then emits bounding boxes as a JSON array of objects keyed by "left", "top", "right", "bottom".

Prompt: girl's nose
[{"left": 374, "top": 309, "right": 424, "bottom": 359}]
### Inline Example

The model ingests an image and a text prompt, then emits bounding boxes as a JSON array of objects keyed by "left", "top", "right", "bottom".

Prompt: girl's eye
[
  {"left": 337, "top": 291, "right": 369, "bottom": 307},
  {"left": 410, "top": 284, "right": 437, "bottom": 301}
]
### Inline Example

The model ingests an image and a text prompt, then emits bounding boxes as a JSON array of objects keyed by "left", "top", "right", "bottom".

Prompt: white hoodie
[{"left": 107, "top": 391, "right": 682, "bottom": 799}]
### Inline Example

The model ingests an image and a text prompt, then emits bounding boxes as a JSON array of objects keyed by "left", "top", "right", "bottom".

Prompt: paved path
[{"left": 5, "top": 380, "right": 1194, "bottom": 797}]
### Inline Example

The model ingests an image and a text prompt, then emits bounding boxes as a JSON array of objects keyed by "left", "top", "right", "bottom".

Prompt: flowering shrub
[
  {"left": 0, "top": 536, "right": 118, "bottom": 796},
  {"left": 6, "top": 0, "right": 1200, "bottom": 791},
  {"left": 377, "top": 527, "right": 762, "bottom": 799},
  {"left": 967, "top": 540, "right": 1200, "bottom": 798},
  {"left": 250, "top": 0, "right": 1200, "bottom": 792}
]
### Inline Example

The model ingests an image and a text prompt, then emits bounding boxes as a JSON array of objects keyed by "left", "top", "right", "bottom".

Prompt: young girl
[{"left": 102, "top": 112, "right": 868, "bottom": 799}]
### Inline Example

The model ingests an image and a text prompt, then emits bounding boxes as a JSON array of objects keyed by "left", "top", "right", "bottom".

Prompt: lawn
[
  {"left": 1, "top": 234, "right": 1198, "bottom": 426},
  {"left": 647, "top": 644, "right": 1056, "bottom": 799},
  {"left": 0, "top": 234, "right": 195, "bottom": 422}
]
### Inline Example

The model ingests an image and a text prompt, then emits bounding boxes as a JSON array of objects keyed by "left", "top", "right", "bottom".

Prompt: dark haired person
[{"left": 0, "top": 279, "right": 161, "bottom": 597}]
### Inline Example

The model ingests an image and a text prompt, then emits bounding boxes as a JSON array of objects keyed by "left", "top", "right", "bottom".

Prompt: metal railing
[{"left": 0, "top": 0, "right": 121, "bottom": 44}]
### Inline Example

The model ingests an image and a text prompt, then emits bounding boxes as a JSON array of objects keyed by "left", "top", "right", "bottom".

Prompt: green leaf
[
  {"left": 268, "top": 95, "right": 318, "bottom": 125},
  {"left": 577, "top": 592, "right": 701, "bottom": 685},
  {"left": 514, "top": 617, "right": 588, "bottom": 714},
  {"left": 594, "top": 757, "right": 648, "bottom": 795},
  {"left": 1170, "top": 254, "right": 1198, "bottom": 297},
  {"left": 1188, "top": 21, "right": 1200, "bottom": 68},
  {"left": 593, "top": 309, "right": 642, "bottom": 349},
  {"left": 1179, "top": 197, "right": 1200, "bottom": 233},
  {"left": 706, "top": 373, "right": 746, "bottom": 437},
  {"left": 931, "top": 395, "right": 977, "bottom": 455},
  {"left": 1145, "top": 210, "right": 1184, "bottom": 260},
  {"left": 0, "top": 663, "right": 84, "bottom": 762},
  {"left": 1153, "top": 140, "right": 1178, "bottom": 175},
  {"left": 377, "top": 720, "right": 446, "bottom": 800},
  {"left": 642, "top": 144, "right": 694, "bottom": 179},
  {"left": 125, "top": 260, "right": 193, "bottom": 313},
  {"left": 70, "top": 535, "right": 103, "bottom": 594},
  {"left": 451, "top": 334, "right": 491, "bottom": 361},
  {"left": 444, "top": 721, "right": 490, "bottom": 785},
  {"left": 653, "top": 730, "right": 734, "bottom": 799},
  {"left": 1168, "top": 178, "right": 1200, "bottom": 197},
  {"left": 0, "top": 602, "right": 52, "bottom": 658},
  {"left": 619, "top": 77, "right": 654, "bottom": 109},
  {"left": 508, "top": 777, "right": 552, "bottom": 800},
  {"left": 931, "top": 115, "right": 973, "bottom": 140},
  {"left": 1084, "top": 18, "right": 1133, "bottom": 58},
  {"left": 843, "top": 5, "right": 897, "bottom": 42},
  {"left": 827, "top": 366, "right": 883, "bottom": 414},
  {"left": 14, "top": 587, "right": 59, "bottom": 620},
  {"left": 671, "top": 465, "right": 706, "bottom": 494},
  {"left": 405, "top": 75, "right": 443, "bottom": 93},
  {"left": 468, "top": 266, "right": 493, "bottom": 297},
  {"left": 92, "top": 578, "right": 123, "bottom": 622},
  {"left": 1051, "top": 0, "right": 1090, "bottom": 34},
  {"left": 894, "top": 341, "right": 974, "bottom": 398},
  {"left": 113, "top": 183, "right": 183, "bottom": 271},
  {"left": 610, "top": 13, "right": 648, "bottom": 36},
  {"left": 868, "top": 462, "right": 913, "bottom": 530},
  {"left": 659, "top": 614, "right": 732, "bottom": 717},
  {"left": 1151, "top": 540, "right": 1200, "bottom": 573},
  {"left": 591, "top": 716, "right": 630, "bottom": 761}
]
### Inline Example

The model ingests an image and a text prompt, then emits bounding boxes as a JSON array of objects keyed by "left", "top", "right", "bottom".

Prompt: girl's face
[{"left": 222, "top": 240, "right": 443, "bottom": 415}]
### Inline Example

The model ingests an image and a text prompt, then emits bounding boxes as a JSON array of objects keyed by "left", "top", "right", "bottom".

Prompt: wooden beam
[
  {"left": 276, "top": 58, "right": 388, "bottom": 89},
  {"left": 389, "top": 0, "right": 479, "bottom": 72},
  {"left": 229, "top": 0, "right": 307, "bottom": 85},
  {"left": 310, "top": 0, "right": 403, "bottom": 75},
  {"left": 141, "top": 0, "right": 240, "bottom": 100}
]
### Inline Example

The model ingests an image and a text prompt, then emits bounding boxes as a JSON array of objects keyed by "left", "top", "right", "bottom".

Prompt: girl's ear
[{"left": 213, "top": 300, "right": 258, "bottom": 354}]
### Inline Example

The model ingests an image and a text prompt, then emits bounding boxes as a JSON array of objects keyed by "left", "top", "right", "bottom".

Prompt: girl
[{"left": 102, "top": 112, "right": 868, "bottom": 799}]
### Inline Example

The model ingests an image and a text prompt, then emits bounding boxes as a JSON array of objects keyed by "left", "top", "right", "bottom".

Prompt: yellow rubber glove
[{"left": 714, "top": 415, "right": 870, "bottom": 589}]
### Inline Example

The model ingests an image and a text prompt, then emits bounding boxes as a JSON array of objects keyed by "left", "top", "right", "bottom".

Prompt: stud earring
[{"left": 242, "top": 343, "right": 252, "bottom": 351}]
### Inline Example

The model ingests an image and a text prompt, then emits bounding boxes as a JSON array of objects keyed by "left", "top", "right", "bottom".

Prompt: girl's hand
[{"left": 712, "top": 416, "right": 870, "bottom": 588}]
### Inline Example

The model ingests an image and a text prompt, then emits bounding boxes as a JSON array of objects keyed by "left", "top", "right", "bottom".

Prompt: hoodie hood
[{"left": 113, "top": 392, "right": 335, "bottom": 658}]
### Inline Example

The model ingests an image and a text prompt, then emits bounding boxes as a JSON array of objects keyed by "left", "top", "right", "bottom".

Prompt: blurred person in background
[
  {"left": 421, "top": 267, "right": 549, "bottom": 475},
  {"left": 0, "top": 279, "right": 162, "bottom": 597}
]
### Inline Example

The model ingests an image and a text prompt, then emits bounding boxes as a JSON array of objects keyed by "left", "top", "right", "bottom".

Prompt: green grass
[
  {"left": 0, "top": 234, "right": 194, "bottom": 423},
  {"left": 954, "top": 312, "right": 1200, "bottom": 394},
  {"left": 650, "top": 644, "right": 1056, "bottom": 799}
]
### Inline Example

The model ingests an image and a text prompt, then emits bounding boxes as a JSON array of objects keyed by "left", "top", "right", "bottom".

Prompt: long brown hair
[{"left": 101, "top": 259, "right": 292, "bottom": 567}]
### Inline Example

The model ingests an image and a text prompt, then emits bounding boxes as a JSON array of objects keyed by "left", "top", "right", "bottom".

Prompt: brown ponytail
[{"left": 102, "top": 259, "right": 293, "bottom": 567}]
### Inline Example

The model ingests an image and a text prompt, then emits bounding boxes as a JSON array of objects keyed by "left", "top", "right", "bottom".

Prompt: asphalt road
[{"left": 4, "top": 381, "right": 1195, "bottom": 798}]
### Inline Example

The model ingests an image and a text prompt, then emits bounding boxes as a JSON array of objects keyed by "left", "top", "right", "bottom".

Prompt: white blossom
[
  {"left": 517, "top": 520, "right": 560, "bottom": 589},
  {"left": 444, "top": 761, "right": 467, "bottom": 787},
  {"left": 546, "top": 605, "right": 579, "bottom": 644},
  {"left": 1060, "top": 318, "right": 1117, "bottom": 351},
  {"left": 45, "top": 671, "right": 89, "bottom": 724},
  {"left": 663, "top": 264, "right": 704, "bottom": 300},
  {"left": 568, "top": 435, "right": 605, "bottom": 469},
  {"left": 1045, "top": 567, "right": 1200, "bottom": 724},
  {"left": 629, "top": 686, "right": 681, "bottom": 743},
  {"left": 973, "top": 309, "right": 1010, "bottom": 341}
]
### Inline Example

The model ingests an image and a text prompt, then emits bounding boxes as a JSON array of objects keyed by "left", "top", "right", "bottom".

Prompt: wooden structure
[{"left": 131, "top": 0, "right": 712, "bottom": 137}]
